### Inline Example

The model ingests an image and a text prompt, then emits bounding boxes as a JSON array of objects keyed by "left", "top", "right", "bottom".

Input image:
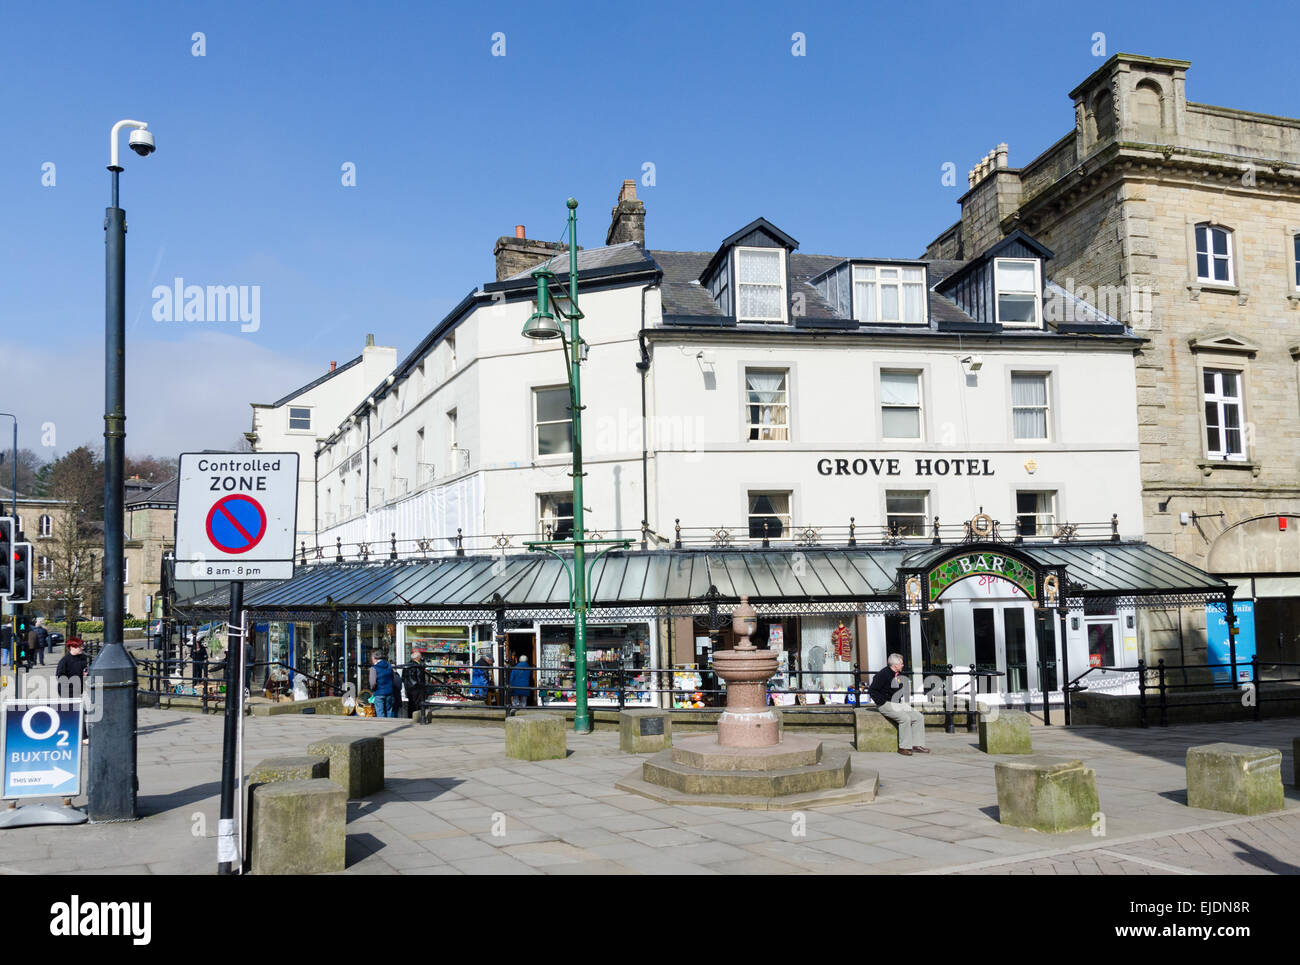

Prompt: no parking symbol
[{"left": 206, "top": 494, "right": 267, "bottom": 554}]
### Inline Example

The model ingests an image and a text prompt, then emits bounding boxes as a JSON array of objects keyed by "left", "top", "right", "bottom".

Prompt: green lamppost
[{"left": 522, "top": 198, "right": 629, "bottom": 733}]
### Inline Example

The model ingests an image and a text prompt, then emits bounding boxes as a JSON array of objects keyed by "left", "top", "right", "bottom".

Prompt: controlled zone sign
[
  {"left": 175, "top": 452, "right": 299, "bottom": 581},
  {"left": 3, "top": 700, "right": 82, "bottom": 800}
]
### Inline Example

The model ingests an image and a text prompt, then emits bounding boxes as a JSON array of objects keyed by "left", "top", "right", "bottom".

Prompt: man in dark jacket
[
  {"left": 369, "top": 651, "right": 396, "bottom": 718},
  {"left": 191, "top": 633, "right": 208, "bottom": 684},
  {"left": 508, "top": 654, "right": 533, "bottom": 709},
  {"left": 867, "top": 653, "right": 930, "bottom": 756},
  {"left": 33, "top": 618, "right": 50, "bottom": 666},
  {"left": 403, "top": 650, "right": 427, "bottom": 720},
  {"left": 55, "top": 639, "right": 89, "bottom": 700}
]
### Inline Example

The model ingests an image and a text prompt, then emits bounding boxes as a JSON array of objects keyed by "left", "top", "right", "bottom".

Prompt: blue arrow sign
[{"left": 3, "top": 701, "right": 82, "bottom": 799}]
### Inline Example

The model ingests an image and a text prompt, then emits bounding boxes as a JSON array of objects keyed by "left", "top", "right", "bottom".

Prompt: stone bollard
[
  {"left": 248, "top": 754, "right": 330, "bottom": 786},
  {"left": 619, "top": 708, "right": 672, "bottom": 753},
  {"left": 853, "top": 707, "right": 898, "bottom": 752},
  {"left": 505, "top": 713, "right": 566, "bottom": 761},
  {"left": 995, "top": 756, "right": 1099, "bottom": 832},
  {"left": 306, "top": 737, "right": 384, "bottom": 799},
  {"left": 249, "top": 779, "right": 346, "bottom": 875},
  {"left": 979, "top": 709, "right": 1032, "bottom": 754},
  {"left": 1186, "top": 743, "right": 1284, "bottom": 816}
]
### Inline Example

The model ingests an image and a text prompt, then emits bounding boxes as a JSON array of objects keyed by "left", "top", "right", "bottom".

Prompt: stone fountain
[{"left": 615, "top": 596, "right": 878, "bottom": 809}]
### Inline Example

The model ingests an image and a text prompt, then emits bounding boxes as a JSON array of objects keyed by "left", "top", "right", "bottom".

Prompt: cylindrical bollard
[{"left": 87, "top": 642, "right": 138, "bottom": 821}]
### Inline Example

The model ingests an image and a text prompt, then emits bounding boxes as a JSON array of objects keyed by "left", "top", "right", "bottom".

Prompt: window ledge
[
  {"left": 1188, "top": 282, "right": 1246, "bottom": 304},
  {"left": 1197, "top": 459, "right": 1259, "bottom": 477},
  {"left": 1287, "top": 293, "right": 1300, "bottom": 307}
]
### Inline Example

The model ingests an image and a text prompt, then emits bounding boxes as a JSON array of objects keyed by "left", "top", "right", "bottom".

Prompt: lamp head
[{"left": 522, "top": 268, "right": 563, "bottom": 340}]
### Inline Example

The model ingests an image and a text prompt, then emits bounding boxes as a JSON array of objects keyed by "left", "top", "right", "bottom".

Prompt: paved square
[{"left": 3, "top": 707, "right": 1298, "bottom": 875}]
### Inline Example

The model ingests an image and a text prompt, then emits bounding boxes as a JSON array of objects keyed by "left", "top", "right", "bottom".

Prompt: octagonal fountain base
[{"left": 614, "top": 734, "right": 879, "bottom": 810}]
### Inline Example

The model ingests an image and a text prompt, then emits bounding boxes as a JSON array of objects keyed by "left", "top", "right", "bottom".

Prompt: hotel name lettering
[{"left": 816, "top": 457, "right": 995, "bottom": 477}]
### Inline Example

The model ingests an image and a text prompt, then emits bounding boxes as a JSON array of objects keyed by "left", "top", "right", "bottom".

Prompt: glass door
[
  {"left": 1003, "top": 608, "right": 1029, "bottom": 693},
  {"left": 1086, "top": 618, "right": 1118, "bottom": 669},
  {"left": 972, "top": 606, "right": 1000, "bottom": 692}
]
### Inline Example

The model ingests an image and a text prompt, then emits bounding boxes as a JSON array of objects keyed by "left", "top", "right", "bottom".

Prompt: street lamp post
[
  {"left": 521, "top": 199, "right": 629, "bottom": 733},
  {"left": 88, "top": 119, "right": 155, "bottom": 822}
]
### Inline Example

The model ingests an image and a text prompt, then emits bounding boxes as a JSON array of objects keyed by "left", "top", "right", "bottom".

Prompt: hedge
[{"left": 57, "top": 619, "right": 150, "bottom": 633}]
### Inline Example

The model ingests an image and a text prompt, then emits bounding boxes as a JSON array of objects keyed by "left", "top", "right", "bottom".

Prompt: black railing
[
  {"left": 401, "top": 662, "right": 1005, "bottom": 733},
  {"left": 1067, "top": 657, "right": 1300, "bottom": 727},
  {"left": 134, "top": 657, "right": 344, "bottom": 714}
]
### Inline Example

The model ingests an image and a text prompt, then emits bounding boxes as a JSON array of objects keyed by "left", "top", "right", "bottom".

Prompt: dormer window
[
  {"left": 735, "top": 247, "right": 786, "bottom": 323},
  {"left": 853, "top": 265, "right": 926, "bottom": 324},
  {"left": 995, "top": 258, "right": 1041, "bottom": 327}
]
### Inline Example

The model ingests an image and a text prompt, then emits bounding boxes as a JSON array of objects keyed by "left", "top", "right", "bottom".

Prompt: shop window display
[
  {"left": 406, "top": 625, "right": 474, "bottom": 700},
  {"left": 537, "top": 623, "right": 652, "bottom": 705}
]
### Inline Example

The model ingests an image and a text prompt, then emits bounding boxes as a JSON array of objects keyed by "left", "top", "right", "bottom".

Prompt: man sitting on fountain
[{"left": 867, "top": 654, "right": 930, "bottom": 756}]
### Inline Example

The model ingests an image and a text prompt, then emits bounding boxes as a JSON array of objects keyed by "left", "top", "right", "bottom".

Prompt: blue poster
[
  {"left": 1206, "top": 601, "right": 1256, "bottom": 685},
  {"left": 3, "top": 700, "right": 82, "bottom": 799}
]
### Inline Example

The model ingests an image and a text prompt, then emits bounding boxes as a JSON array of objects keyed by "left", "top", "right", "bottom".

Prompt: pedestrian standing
[
  {"left": 55, "top": 638, "right": 89, "bottom": 700},
  {"left": 192, "top": 633, "right": 208, "bottom": 684},
  {"left": 403, "top": 651, "right": 427, "bottom": 720},
  {"left": 33, "top": 618, "right": 50, "bottom": 666},
  {"left": 508, "top": 653, "right": 533, "bottom": 709},
  {"left": 369, "top": 650, "right": 395, "bottom": 718}
]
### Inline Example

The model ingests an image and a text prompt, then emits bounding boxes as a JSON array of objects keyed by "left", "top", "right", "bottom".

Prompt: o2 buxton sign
[
  {"left": 174, "top": 453, "right": 299, "bottom": 581},
  {"left": 927, "top": 551, "right": 1036, "bottom": 602},
  {"left": 817, "top": 456, "right": 995, "bottom": 477}
]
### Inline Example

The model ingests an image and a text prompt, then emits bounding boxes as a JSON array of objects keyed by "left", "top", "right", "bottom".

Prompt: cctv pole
[{"left": 88, "top": 124, "right": 142, "bottom": 822}]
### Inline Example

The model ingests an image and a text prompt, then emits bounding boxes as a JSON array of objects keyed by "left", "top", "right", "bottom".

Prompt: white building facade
[{"left": 255, "top": 194, "right": 1203, "bottom": 711}]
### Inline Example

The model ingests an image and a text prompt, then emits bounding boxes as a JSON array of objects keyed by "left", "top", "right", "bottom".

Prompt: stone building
[
  {"left": 124, "top": 476, "right": 177, "bottom": 620},
  {"left": 925, "top": 53, "right": 1300, "bottom": 672}
]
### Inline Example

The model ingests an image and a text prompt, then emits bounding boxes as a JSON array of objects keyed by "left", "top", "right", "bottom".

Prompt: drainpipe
[
  {"left": 313, "top": 445, "right": 320, "bottom": 556},
  {"left": 636, "top": 283, "right": 655, "bottom": 545},
  {"left": 364, "top": 409, "right": 372, "bottom": 512}
]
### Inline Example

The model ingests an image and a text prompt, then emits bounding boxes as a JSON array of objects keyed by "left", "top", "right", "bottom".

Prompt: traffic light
[
  {"left": 0, "top": 516, "right": 12, "bottom": 597},
  {"left": 9, "top": 542, "right": 32, "bottom": 605},
  {"left": 14, "top": 614, "right": 26, "bottom": 662}
]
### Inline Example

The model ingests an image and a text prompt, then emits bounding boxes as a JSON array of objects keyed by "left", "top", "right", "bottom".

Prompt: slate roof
[
  {"left": 125, "top": 476, "right": 178, "bottom": 509},
  {"left": 496, "top": 241, "right": 657, "bottom": 286},
  {"left": 257, "top": 353, "right": 362, "bottom": 410}
]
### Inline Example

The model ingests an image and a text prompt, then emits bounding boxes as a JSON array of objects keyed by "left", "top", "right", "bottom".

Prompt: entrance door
[
  {"left": 1003, "top": 608, "right": 1029, "bottom": 692},
  {"left": 972, "top": 606, "right": 1002, "bottom": 690}
]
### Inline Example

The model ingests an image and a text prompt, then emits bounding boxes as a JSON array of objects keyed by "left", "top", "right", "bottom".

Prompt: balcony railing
[{"left": 300, "top": 514, "right": 1130, "bottom": 565}]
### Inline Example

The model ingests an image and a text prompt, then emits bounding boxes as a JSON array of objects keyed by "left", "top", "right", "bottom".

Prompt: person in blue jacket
[
  {"left": 469, "top": 650, "right": 493, "bottom": 699},
  {"left": 369, "top": 650, "right": 396, "bottom": 718},
  {"left": 508, "top": 654, "right": 533, "bottom": 709}
]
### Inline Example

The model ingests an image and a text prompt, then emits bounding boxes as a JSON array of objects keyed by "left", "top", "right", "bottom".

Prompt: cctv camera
[{"left": 127, "top": 128, "right": 156, "bottom": 157}]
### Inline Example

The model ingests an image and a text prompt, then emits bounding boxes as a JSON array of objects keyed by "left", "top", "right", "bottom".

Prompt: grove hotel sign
[
  {"left": 817, "top": 457, "right": 995, "bottom": 477},
  {"left": 927, "top": 551, "right": 1036, "bottom": 602}
]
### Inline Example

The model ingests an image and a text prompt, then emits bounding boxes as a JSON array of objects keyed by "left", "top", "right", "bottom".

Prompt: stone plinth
[
  {"left": 995, "top": 756, "right": 1099, "bottom": 832},
  {"left": 979, "top": 710, "right": 1033, "bottom": 754},
  {"left": 1186, "top": 743, "right": 1284, "bottom": 815},
  {"left": 619, "top": 708, "right": 672, "bottom": 753},
  {"left": 672, "top": 734, "right": 821, "bottom": 771},
  {"left": 306, "top": 737, "right": 384, "bottom": 799},
  {"left": 853, "top": 707, "right": 899, "bottom": 752},
  {"left": 248, "top": 755, "right": 330, "bottom": 786},
  {"left": 249, "top": 779, "right": 346, "bottom": 875},
  {"left": 505, "top": 713, "right": 566, "bottom": 761}
]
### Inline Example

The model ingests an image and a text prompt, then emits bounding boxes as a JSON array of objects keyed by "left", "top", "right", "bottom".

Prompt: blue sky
[{"left": 1, "top": 0, "right": 1295, "bottom": 460}]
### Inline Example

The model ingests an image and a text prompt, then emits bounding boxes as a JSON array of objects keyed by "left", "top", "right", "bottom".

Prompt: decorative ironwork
[
  {"left": 847, "top": 516, "right": 856, "bottom": 547},
  {"left": 390, "top": 532, "right": 398, "bottom": 561},
  {"left": 710, "top": 527, "right": 733, "bottom": 548},
  {"left": 674, "top": 518, "right": 682, "bottom": 549},
  {"left": 931, "top": 516, "right": 942, "bottom": 545},
  {"left": 964, "top": 511, "right": 997, "bottom": 542},
  {"left": 797, "top": 526, "right": 820, "bottom": 547},
  {"left": 335, "top": 537, "right": 343, "bottom": 563},
  {"left": 494, "top": 533, "right": 512, "bottom": 550},
  {"left": 1055, "top": 523, "right": 1079, "bottom": 542},
  {"left": 885, "top": 522, "right": 905, "bottom": 547},
  {"left": 417, "top": 539, "right": 432, "bottom": 556},
  {"left": 358, "top": 542, "right": 370, "bottom": 560}
]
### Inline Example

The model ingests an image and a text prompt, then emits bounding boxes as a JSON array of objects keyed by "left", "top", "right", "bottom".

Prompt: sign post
[{"left": 174, "top": 452, "right": 298, "bottom": 874}]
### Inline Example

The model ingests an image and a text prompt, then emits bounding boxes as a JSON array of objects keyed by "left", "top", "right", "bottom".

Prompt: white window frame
[
  {"left": 747, "top": 490, "right": 792, "bottom": 541},
  {"left": 1293, "top": 233, "right": 1299, "bottom": 291},
  {"left": 38, "top": 555, "right": 52, "bottom": 580},
  {"left": 880, "top": 369, "right": 924, "bottom": 441},
  {"left": 538, "top": 492, "right": 574, "bottom": 540},
  {"left": 1015, "top": 491, "right": 1057, "bottom": 537},
  {"left": 852, "top": 264, "right": 927, "bottom": 324},
  {"left": 1202, "top": 368, "right": 1247, "bottom": 461},
  {"left": 533, "top": 386, "right": 573, "bottom": 457},
  {"left": 39, "top": 514, "right": 52, "bottom": 537},
  {"left": 734, "top": 247, "right": 787, "bottom": 323},
  {"left": 744, "top": 368, "right": 790, "bottom": 442},
  {"left": 287, "top": 406, "right": 313, "bottom": 432},
  {"left": 994, "top": 258, "right": 1042, "bottom": 328},
  {"left": 885, "top": 490, "right": 929, "bottom": 539},
  {"left": 1195, "top": 224, "right": 1234, "bottom": 286},
  {"left": 1011, "top": 371, "right": 1052, "bottom": 442}
]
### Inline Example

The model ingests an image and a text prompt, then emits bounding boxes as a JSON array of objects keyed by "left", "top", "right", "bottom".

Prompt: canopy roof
[{"left": 173, "top": 541, "right": 1228, "bottom": 617}]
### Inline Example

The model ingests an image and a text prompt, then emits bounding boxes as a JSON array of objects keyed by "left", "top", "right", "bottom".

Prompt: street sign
[
  {"left": 2, "top": 700, "right": 82, "bottom": 800},
  {"left": 174, "top": 452, "right": 299, "bottom": 581}
]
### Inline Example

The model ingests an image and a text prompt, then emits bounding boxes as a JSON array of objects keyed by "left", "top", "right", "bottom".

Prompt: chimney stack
[
  {"left": 365, "top": 333, "right": 375, "bottom": 347},
  {"left": 606, "top": 179, "right": 645, "bottom": 246},
  {"left": 330, "top": 360, "right": 337, "bottom": 372},
  {"left": 494, "top": 226, "right": 567, "bottom": 282}
]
